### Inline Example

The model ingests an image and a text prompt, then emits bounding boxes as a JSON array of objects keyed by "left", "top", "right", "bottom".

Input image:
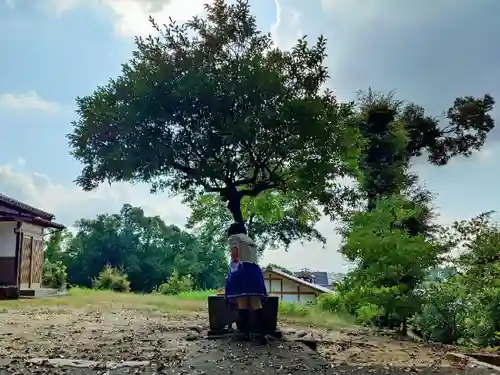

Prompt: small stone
[
  {"left": 186, "top": 332, "right": 201, "bottom": 341},
  {"left": 296, "top": 331, "right": 307, "bottom": 338}
]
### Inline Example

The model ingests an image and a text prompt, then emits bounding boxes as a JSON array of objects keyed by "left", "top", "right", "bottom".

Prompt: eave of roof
[
  {"left": 0, "top": 193, "right": 54, "bottom": 220},
  {"left": 0, "top": 214, "right": 65, "bottom": 230}
]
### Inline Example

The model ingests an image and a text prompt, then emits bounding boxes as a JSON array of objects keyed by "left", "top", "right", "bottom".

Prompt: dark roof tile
[{"left": 0, "top": 193, "right": 54, "bottom": 220}]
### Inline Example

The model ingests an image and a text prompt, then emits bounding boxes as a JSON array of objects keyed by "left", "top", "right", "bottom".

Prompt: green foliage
[
  {"left": 339, "top": 196, "right": 446, "bottom": 331},
  {"left": 411, "top": 280, "right": 467, "bottom": 344},
  {"left": 64, "top": 204, "right": 227, "bottom": 292},
  {"left": 92, "top": 265, "right": 131, "bottom": 293},
  {"left": 186, "top": 190, "right": 325, "bottom": 251},
  {"left": 45, "top": 229, "right": 73, "bottom": 263},
  {"left": 355, "top": 303, "right": 385, "bottom": 326},
  {"left": 339, "top": 87, "right": 495, "bottom": 338},
  {"left": 353, "top": 88, "right": 495, "bottom": 237},
  {"left": 278, "top": 301, "right": 310, "bottom": 317},
  {"left": 356, "top": 88, "right": 495, "bottom": 179},
  {"left": 412, "top": 215, "right": 500, "bottom": 346},
  {"left": 68, "top": 0, "right": 357, "bottom": 225},
  {"left": 316, "top": 293, "right": 344, "bottom": 313},
  {"left": 42, "top": 260, "right": 68, "bottom": 290},
  {"left": 157, "top": 269, "right": 194, "bottom": 295}
]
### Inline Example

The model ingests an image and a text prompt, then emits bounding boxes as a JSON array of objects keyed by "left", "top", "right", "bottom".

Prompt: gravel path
[{"left": 0, "top": 307, "right": 495, "bottom": 374}]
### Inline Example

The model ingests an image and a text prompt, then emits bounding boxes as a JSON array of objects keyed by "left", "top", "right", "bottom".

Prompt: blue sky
[{"left": 0, "top": 0, "right": 499, "bottom": 272}]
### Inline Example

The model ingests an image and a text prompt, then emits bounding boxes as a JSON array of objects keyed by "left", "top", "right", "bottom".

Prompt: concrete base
[
  {"left": 447, "top": 352, "right": 500, "bottom": 372},
  {"left": 207, "top": 295, "right": 279, "bottom": 334},
  {"left": 20, "top": 288, "right": 66, "bottom": 298}
]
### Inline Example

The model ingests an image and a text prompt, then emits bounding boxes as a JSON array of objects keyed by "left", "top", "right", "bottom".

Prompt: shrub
[
  {"left": 42, "top": 260, "right": 68, "bottom": 290},
  {"left": 411, "top": 280, "right": 466, "bottom": 344},
  {"left": 92, "top": 265, "right": 130, "bottom": 292},
  {"left": 317, "top": 293, "right": 344, "bottom": 313},
  {"left": 158, "top": 269, "right": 193, "bottom": 295},
  {"left": 356, "top": 303, "right": 385, "bottom": 326},
  {"left": 278, "top": 301, "right": 310, "bottom": 317},
  {"left": 464, "top": 287, "right": 500, "bottom": 347}
]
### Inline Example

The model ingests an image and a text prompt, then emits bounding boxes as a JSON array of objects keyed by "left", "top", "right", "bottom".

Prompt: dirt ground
[{"left": 0, "top": 304, "right": 492, "bottom": 374}]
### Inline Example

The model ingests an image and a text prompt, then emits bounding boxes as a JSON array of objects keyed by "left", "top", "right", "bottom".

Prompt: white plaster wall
[
  {"left": 282, "top": 279, "right": 297, "bottom": 292},
  {"left": 21, "top": 223, "right": 44, "bottom": 238},
  {"left": 270, "top": 280, "right": 282, "bottom": 293},
  {"left": 281, "top": 293, "right": 299, "bottom": 303},
  {"left": 0, "top": 222, "right": 16, "bottom": 257},
  {"left": 263, "top": 272, "right": 319, "bottom": 304},
  {"left": 264, "top": 279, "right": 270, "bottom": 291}
]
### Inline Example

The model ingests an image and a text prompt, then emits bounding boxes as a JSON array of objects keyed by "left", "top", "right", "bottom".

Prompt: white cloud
[
  {"left": 270, "top": 0, "right": 303, "bottom": 50},
  {"left": 319, "top": 0, "right": 468, "bottom": 27},
  {"left": 50, "top": 0, "right": 81, "bottom": 14},
  {"left": 0, "top": 91, "right": 61, "bottom": 113},
  {"left": 476, "top": 146, "right": 496, "bottom": 164},
  {"left": 45, "top": 0, "right": 210, "bottom": 37},
  {"left": 105, "top": 0, "right": 209, "bottom": 37},
  {"left": 0, "top": 161, "right": 189, "bottom": 229}
]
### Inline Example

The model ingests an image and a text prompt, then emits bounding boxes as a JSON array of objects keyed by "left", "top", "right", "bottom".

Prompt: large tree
[
  {"left": 186, "top": 190, "right": 325, "bottom": 252},
  {"left": 68, "top": 0, "right": 355, "bottom": 228}
]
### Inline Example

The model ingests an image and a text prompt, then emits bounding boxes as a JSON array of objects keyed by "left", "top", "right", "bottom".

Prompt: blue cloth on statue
[{"left": 225, "top": 262, "right": 267, "bottom": 305}]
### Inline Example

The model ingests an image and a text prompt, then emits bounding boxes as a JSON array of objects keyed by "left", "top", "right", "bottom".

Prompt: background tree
[
  {"left": 45, "top": 229, "right": 73, "bottom": 263},
  {"left": 355, "top": 88, "right": 495, "bottom": 215},
  {"left": 43, "top": 229, "right": 73, "bottom": 289},
  {"left": 186, "top": 190, "right": 325, "bottom": 252},
  {"left": 68, "top": 0, "right": 357, "bottom": 231},
  {"left": 413, "top": 213, "right": 500, "bottom": 346},
  {"left": 63, "top": 204, "right": 226, "bottom": 291},
  {"left": 339, "top": 196, "right": 447, "bottom": 334}
]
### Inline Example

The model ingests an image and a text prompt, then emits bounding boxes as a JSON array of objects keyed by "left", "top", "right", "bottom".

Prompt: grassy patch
[
  {"left": 0, "top": 287, "right": 206, "bottom": 315},
  {"left": 175, "top": 290, "right": 215, "bottom": 300},
  {"left": 278, "top": 301, "right": 355, "bottom": 329},
  {"left": 0, "top": 288, "right": 354, "bottom": 330}
]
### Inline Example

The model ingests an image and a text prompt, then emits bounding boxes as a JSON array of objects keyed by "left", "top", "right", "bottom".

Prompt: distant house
[
  {"left": 294, "top": 270, "right": 332, "bottom": 290},
  {"left": 0, "top": 193, "right": 64, "bottom": 298},
  {"left": 263, "top": 267, "right": 333, "bottom": 304}
]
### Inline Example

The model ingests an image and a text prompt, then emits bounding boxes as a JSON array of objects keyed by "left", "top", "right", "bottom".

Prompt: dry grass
[
  {"left": 0, "top": 287, "right": 354, "bottom": 330},
  {"left": 0, "top": 287, "right": 206, "bottom": 315}
]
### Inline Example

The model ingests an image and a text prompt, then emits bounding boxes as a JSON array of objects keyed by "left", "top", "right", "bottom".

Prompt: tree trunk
[
  {"left": 227, "top": 192, "right": 244, "bottom": 225},
  {"left": 401, "top": 317, "right": 408, "bottom": 336}
]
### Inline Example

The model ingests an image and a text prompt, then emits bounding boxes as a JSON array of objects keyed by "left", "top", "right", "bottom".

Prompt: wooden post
[
  {"left": 14, "top": 223, "right": 22, "bottom": 289},
  {"left": 29, "top": 237, "right": 34, "bottom": 288}
]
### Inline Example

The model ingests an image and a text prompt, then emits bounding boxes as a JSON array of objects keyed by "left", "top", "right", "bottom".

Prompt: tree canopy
[
  {"left": 355, "top": 88, "right": 495, "bottom": 211},
  {"left": 185, "top": 189, "right": 325, "bottom": 252},
  {"left": 68, "top": 0, "right": 357, "bottom": 227}
]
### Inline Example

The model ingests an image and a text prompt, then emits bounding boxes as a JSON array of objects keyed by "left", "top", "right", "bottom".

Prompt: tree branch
[{"left": 239, "top": 180, "right": 281, "bottom": 197}]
